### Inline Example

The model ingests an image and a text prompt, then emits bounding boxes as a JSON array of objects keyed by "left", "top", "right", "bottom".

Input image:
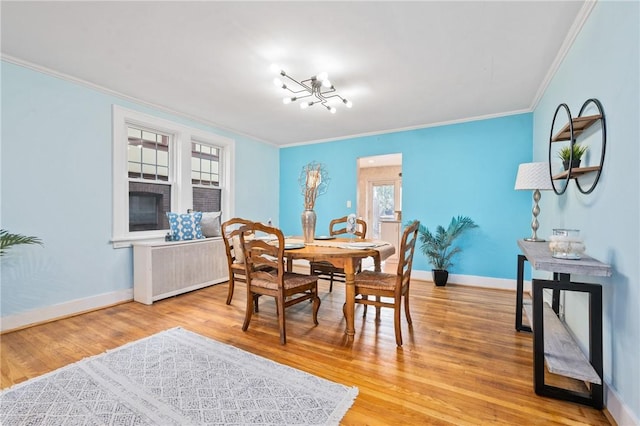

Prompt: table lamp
[{"left": 514, "top": 162, "right": 553, "bottom": 242}]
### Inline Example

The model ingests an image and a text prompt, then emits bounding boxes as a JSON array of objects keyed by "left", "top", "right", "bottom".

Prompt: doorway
[{"left": 356, "top": 154, "right": 402, "bottom": 239}]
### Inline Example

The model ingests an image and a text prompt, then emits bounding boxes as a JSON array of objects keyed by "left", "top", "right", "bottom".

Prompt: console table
[{"left": 515, "top": 240, "right": 611, "bottom": 409}]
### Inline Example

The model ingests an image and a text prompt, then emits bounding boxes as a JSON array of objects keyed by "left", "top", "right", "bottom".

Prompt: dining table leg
[
  {"left": 344, "top": 257, "right": 356, "bottom": 340},
  {"left": 374, "top": 253, "right": 382, "bottom": 272}
]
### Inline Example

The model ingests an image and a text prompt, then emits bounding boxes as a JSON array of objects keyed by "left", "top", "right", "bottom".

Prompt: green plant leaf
[
  {"left": 0, "top": 229, "right": 43, "bottom": 256},
  {"left": 414, "top": 216, "right": 477, "bottom": 270},
  {"left": 557, "top": 144, "right": 588, "bottom": 161}
]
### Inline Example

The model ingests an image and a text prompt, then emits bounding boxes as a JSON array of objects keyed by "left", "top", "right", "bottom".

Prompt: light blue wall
[
  {"left": 532, "top": 1, "right": 639, "bottom": 421},
  {"left": 280, "top": 113, "right": 533, "bottom": 279},
  {"left": 0, "top": 61, "right": 279, "bottom": 316}
]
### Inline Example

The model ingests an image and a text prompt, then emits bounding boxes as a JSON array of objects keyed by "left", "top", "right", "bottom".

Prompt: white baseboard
[
  {"left": 0, "top": 289, "right": 133, "bottom": 333},
  {"left": 411, "top": 270, "right": 531, "bottom": 292},
  {"left": 606, "top": 384, "right": 639, "bottom": 426}
]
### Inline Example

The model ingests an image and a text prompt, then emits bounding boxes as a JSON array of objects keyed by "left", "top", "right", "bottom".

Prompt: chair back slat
[
  {"left": 221, "top": 218, "right": 255, "bottom": 264},
  {"left": 240, "top": 222, "right": 285, "bottom": 287},
  {"left": 329, "top": 215, "right": 367, "bottom": 239},
  {"left": 395, "top": 220, "right": 420, "bottom": 292}
]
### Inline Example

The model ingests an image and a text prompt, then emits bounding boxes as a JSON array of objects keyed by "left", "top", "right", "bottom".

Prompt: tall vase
[{"left": 301, "top": 209, "right": 316, "bottom": 243}]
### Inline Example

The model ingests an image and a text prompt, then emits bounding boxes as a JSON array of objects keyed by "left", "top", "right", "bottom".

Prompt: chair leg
[
  {"left": 242, "top": 291, "right": 254, "bottom": 332},
  {"left": 226, "top": 276, "right": 234, "bottom": 305},
  {"left": 375, "top": 296, "right": 382, "bottom": 320},
  {"left": 312, "top": 289, "right": 321, "bottom": 326},
  {"left": 253, "top": 294, "right": 260, "bottom": 313},
  {"left": 394, "top": 299, "right": 403, "bottom": 347},
  {"left": 404, "top": 290, "right": 412, "bottom": 325},
  {"left": 329, "top": 272, "right": 334, "bottom": 292},
  {"left": 277, "top": 294, "right": 287, "bottom": 345}
]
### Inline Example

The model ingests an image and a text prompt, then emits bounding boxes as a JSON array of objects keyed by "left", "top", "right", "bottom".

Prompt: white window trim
[{"left": 112, "top": 105, "right": 235, "bottom": 248}]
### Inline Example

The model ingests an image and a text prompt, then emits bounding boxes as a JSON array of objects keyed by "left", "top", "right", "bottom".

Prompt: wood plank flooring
[{"left": 1, "top": 278, "right": 612, "bottom": 425}]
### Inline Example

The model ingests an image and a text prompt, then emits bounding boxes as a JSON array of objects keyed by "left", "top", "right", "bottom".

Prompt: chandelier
[{"left": 271, "top": 64, "right": 353, "bottom": 114}]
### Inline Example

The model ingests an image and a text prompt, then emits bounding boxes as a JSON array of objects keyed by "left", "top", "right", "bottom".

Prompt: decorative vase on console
[{"left": 299, "top": 161, "right": 330, "bottom": 243}]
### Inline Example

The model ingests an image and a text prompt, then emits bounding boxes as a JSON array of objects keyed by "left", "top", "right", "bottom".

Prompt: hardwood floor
[{"left": 1, "top": 278, "right": 612, "bottom": 425}]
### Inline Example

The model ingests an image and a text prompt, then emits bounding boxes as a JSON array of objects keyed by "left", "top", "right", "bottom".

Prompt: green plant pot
[
  {"left": 432, "top": 269, "right": 449, "bottom": 286},
  {"left": 562, "top": 159, "right": 581, "bottom": 171}
]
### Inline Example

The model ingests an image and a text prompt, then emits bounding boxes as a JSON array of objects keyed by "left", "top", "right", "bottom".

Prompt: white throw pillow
[{"left": 201, "top": 211, "right": 222, "bottom": 237}]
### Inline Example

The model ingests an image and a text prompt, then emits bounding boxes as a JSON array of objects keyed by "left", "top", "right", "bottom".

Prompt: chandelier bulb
[
  {"left": 316, "top": 71, "right": 328, "bottom": 82},
  {"left": 300, "top": 102, "right": 309, "bottom": 109},
  {"left": 270, "top": 63, "right": 285, "bottom": 75},
  {"left": 283, "top": 97, "right": 293, "bottom": 104},
  {"left": 322, "top": 79, "right": 332, "bottom": 88},
  {"left": 343, "top": 99, "right": 353, "bottom": 108}
]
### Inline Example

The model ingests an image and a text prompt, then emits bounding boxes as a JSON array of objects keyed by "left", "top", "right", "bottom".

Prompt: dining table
[{"left": 281, "top": 237, "right": 396, "bottom": 340}]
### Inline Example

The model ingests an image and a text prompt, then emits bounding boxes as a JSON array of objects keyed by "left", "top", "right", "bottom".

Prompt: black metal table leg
[
  {"left": 516, "top": 254, "right": 531, "bottom": 332},
  {"left": 590, "top": 284, "right": 604, "bottom": 409},
  {"left": 532, "top": 278, "right": 604, "bottom": 409}
]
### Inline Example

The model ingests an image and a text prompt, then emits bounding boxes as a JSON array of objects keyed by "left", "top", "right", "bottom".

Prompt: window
[
  {"left": 112, "top": 106, "right": 234, "bottom": 247},
  {"left": 127, "top": 127, "right": 172, "bottom": 231},
  {"left": 191, "top": 142, "right": 222, "bottom": 213}
]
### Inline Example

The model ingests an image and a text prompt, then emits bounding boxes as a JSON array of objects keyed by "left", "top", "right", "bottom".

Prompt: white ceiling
[{"left": 1, "top": 1, "right": 589, "bottom": 146}]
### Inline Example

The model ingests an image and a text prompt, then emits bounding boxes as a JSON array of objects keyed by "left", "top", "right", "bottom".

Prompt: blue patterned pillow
[{"left": 166, "top": 212, "right": 204, "bottom": 241}]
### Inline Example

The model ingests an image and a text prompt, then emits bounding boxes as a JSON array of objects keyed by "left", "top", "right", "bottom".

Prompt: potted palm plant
[
  {"left": 557, "top": 144, "right": 588, "bottom": 170},
  {"left": 416, "top": 216, "right": 478, "bottom": 286},
  {"left": 0, "top": 229, "right": 42, "bottom": 256}
]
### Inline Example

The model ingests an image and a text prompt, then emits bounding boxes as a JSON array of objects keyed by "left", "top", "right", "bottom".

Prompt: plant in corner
[
  {"left": 0, "top": 229, "right": 42, "bottom": 256},
  {"left": 557, "top": 143, "right": 588, "bottom": 171},
  {"left": 415, "top": 216, "right": 478, "bottom": 287}
]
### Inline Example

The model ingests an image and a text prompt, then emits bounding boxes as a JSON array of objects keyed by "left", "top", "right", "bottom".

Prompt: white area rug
[{"left": 1, "top": 327, "right": 358, "bottom": 425}]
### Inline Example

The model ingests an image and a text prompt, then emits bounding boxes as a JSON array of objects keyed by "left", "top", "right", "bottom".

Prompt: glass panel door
[{"left": 370, "top": 182, "right": 395, "bottom": 239}]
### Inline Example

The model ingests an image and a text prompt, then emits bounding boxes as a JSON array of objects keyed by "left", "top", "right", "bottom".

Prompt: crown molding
[{"left": 280, "top": 108, "right": 532, "bottom": 148}]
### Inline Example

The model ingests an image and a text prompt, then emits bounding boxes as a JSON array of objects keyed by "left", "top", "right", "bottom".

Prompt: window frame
[{"left": 112, "top": 105, "right": 234, "bottom": 248}]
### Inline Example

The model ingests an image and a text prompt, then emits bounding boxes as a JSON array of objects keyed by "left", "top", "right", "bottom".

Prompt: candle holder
[{"left": 549, "top": 229, "right": 585, "bottom": 259}]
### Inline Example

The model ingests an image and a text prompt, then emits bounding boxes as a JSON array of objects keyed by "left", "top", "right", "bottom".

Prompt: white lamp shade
[{"left": 514, "top": 162, "right": 553, "bottom": 191}]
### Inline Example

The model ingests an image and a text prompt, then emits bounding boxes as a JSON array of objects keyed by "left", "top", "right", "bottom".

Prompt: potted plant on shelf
[
  {"left": 415, "top": 216, "right": 478, "bottom": 286},
  {"left": 0, "top": 229, "right": 42, "bottom": 256},
  {"left": 557, "top": 144, "right": 588, "bottom": 171}
]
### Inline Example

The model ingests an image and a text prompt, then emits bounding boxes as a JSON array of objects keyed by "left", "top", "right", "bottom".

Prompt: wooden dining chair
[
  {"left": 310, "top": 216, "right": 367, "bottom": 292},
  {"left": 240, "top": 221, "right": 321, "bottom": 344},
  {"left": 221, "top": 217, "right": 263, "bottom": 310},
  {"left": 353, "top": 220, "right": 420, "bottom": 346}
]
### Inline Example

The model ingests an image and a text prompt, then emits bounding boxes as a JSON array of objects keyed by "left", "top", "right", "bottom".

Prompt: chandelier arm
[
  {"left": 283, "top": 87, "right": 309, "bottom": 95},
  {"left": 282, "top": 74, "right": 313, "bottom": 92},
  {"left": 291, "top": 93, "right": 313, "bottom": 101},
  {"left": 319, "top": 93, "right": 344, "bottom": 101},
  {"left": 318, "top": 87, "right": 337, "bottom": 96}
]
